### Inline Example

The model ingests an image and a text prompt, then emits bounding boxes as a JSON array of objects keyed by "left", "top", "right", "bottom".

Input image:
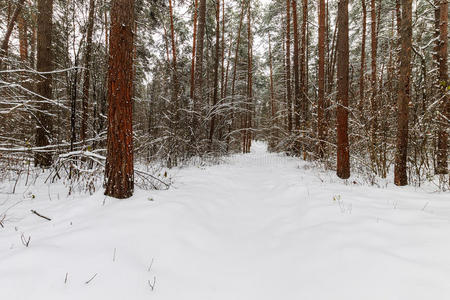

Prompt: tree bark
[
  {"left": 245, "top": 0, "right": 253, "bottom": 153},
  {"left": 81, "top": 0, "right": 95, "bottom": 143},
  {"left": 190, "top": 0, "right": 199, "bottom": 100},
  {"left": 34, "top": 0, "right": 53, "bottom": 167},
  {"left": 369, "top": 0, "right": 378, "bottom": 171},
  {"left": 268, "top": 32, "right": 276, "bottom": 148},
  {"left": 292, "top": 0, "right": 300, "bottom": 133},
  {"left": 317, "top": 0, "right": 325, "bottom": 158},
  {"left": 285, "top": 0, "right": 292, "bottom": 133},
  {"left": 193, "top": 0, "right": 206, "bottom": 107},
  {"left": 300, "top": 0, "right": 307, "bottom": 132},
  {"left": 336, "top": 0, "right": 350, "bottom": 179},
  {"left": 18, "top": 12, "right": 28, "bottom": 61},
  {"left": 359, "top": 0, "right": 366, "bottom": 111},
  {"left": 394, "top": 0, "right": 412, "bottom": 186},
  {"left": 435, "top": 0, "right": 448, "bottom": 175},
  {"left": 209, "top": 0, "right": 220, "bottom": 145},
  {"left": 104, "top": 0, "right": 135, "bottom": 198}
]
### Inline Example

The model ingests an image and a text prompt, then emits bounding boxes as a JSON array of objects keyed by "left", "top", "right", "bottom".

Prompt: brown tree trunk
[
  {"left": 435, "top": 0, "right": 448, "bottom": 175},
  {"left": 336, "top": 0, "right": 350, "bottom": 179},
  {"left": 394, "top": 0, "right": 412, "bottom": 186},
  {"left": 369, "top": 0, "right": 378, "bottom": 172},
  {"left": 34, "top": 0, "right": 53, "bottom": 167},
  {"left": 285, "top": 0, "right": 292, "bottom": 133},
  {"left": 245, "top": 0, "right": 253, "bottom": 153},
  {"left": 359, "top": 0, "right": 366, "bottom": 110},
  {"left": 190, "top": 0, "right": 199, "bottom": 100},
  {"left": 220, "top": 0, "right": 225, "bottom": 99},
  {"left": 193, "top": 0, "right": 206, "bottom": 129},
  {"left": 104, "top": 0, "right": 135, "bottom": 198},
  {"left": 169, "top": 0, "right": 179, "bottom": 107},
  {"left": 18, "top": 12, "right": 28, "bottom": 61},
  {"left": 227, "top": 0, "right": 246, "bottom": 150},
  {"left": 30, "top": 9, "right": 37, "bottom": 68},
  {"left": 209, "top": 0, "right": 220, "bottom": 145},
  {"left": 300, "top": 0, "right": 307, "bottom": 133},
  {"left": 317, "top": 0, "right": 325, "bottom": 158},
  {"left": 81, "top": 0, "right": 95, "bottom": 143},
  {"left": 292, "top": 0, "right": 300, "bottom": 133},
  {"left": 268, "top": 32, "right": 276, "bottom": 148}
]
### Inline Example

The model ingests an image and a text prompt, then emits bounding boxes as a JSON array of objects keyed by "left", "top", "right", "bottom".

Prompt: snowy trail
[{"left": 1, "top": 141, "right": 450, "bottom": 300}]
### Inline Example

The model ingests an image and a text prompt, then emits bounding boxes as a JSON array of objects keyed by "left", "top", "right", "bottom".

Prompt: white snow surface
[{"left": 1, "top": 141, "right": 449, "bottom": 300}]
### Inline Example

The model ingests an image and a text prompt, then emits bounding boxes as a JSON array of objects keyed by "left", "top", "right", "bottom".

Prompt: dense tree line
[{"left": 0, "top": 0, "right": 448, "bottom": 198}]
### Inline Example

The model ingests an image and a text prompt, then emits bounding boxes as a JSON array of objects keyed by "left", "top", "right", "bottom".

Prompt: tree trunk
[
  {"left": 369, "top": 0, "right": 378, "bottom": 172},
  {"left": 192, "top": 0, "right": 206, "bottom": 142},
  {"left": 268, "top": 32, "right": 277, "bottom": 149},
  {"left": 227, "top": 0, "right": 246, "bottom": 151},
  {"left": 336, "top": 0, "right": 350, "bottom": 179},
  {"left": 317, "top": 0, "right": 325, "bottom": 158},
  {"left": 292, "top": 0, "right": 300, "bottom": 134},
  {"left": 209, "top": 0, "right": 220, "bottom": 146},
  {"left": 104, "top": 0, "right": 135, "bottom": 198},
  {"left": 300, "top": 0, "right": 307, "bottom": 134},
  {"left": 220, "top": 0, "right": 225, "bottom": 99},
  {"left": 394, "top": 0, "right": 412, "bottom": 186},
  {"left": 245, "top": 0, "right": 253, "bottom": 153},
  {"left": 34, "top": 0, "right": 53, "bottom": 167},
  {"left": 169, "top": 0, "right": 179, "bottom": 108},
  {"left": 190, "top": 0, "right": 199, "bottom": 100},
  {"left": 359, "top": 0, "right": 366, "bottom": 111},
  {"left": 81, "top": 0, "right": 95, "bottom": 143},
  {"left": 18, "top": 12, "right": 28, "bottom": 61},
  {"left": 285, "top": 0, "right": 292, "bottom": 133},
  {"left": 435, "top": 0, "right": 448, "bottom": 175}
]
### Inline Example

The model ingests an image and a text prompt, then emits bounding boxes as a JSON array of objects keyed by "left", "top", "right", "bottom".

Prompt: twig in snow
[
  {"left": 30, "top": 210, "right": 51, "bottom": 221},
  {"left": 0, "top": 214, "right": 5, "bottom": 228},
  {"left": 85, "top": 273, "right": 97, "bottom": 284},
  {"left": 422, "top": 202, "right": 429, "bottom": 211},
  {"left": 12, "top": 170, "right": 21, "bottom": 194},
  {"left": 113, "top": 248, "right": 116, "bottom": 262},
  {"left": 20, "top": 233, "right": 30, "bottom": 247},
  {"left": 64, "top": 272, "right": 68, "bottom": 284},
  {"left": 148, "top": 276, "right": 156, "bottom": 291},
  {"left": 147, "top": 258, "right": 154, "bottom": 272}
]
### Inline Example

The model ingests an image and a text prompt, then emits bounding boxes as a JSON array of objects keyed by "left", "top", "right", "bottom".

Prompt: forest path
[{"left": 1, "top": 141, "right": 450, "bottom": 300}]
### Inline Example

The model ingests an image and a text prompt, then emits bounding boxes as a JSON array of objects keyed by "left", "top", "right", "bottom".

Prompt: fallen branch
[
  {"left": 148, "top": 276, "right": 156, "bottom": 291},
  {"left": 85, "top": 273, "right": 98, "bottom": 284},
  {"left": 31, "top": 210, "right": 51, "bottom": 221}
]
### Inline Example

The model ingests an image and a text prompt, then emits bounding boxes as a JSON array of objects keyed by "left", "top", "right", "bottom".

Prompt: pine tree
[{"left": 104, "top": 0, "right": 135, "bottom": 198}]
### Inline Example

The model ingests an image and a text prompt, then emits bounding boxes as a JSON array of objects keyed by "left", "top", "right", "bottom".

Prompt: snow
[{"left": 1, "top": 141, "right": 449, "bottom": 300}]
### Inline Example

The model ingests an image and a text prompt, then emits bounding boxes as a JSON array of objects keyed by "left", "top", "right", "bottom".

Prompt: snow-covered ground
[{"left": 1, "top": 141, "right": 449, "bottom": 300}]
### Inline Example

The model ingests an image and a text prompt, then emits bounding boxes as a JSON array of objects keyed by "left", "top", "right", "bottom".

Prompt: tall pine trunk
[
  {"left": 190, "top": 0, "right": 199, "bottom": 100},
  {"left": 435, "top": 0, "right": 448, "bottom": 175},
  {"left": 317, "top": 0, "right": 325, "bottom": 158},
  {"left": 359, "top": 0, "right": 366, "bottom": 111},
  {"left": 104, "top": 0, "right": 135, "bottom": 198},
  {"left": 209, "top": 0, "right": 220, "bottom": 146},
  {"left": 394, "top": 0, "right": 412, "bottom": 186},
  {"left": 34, "top": 0, "right": 53, "bottom": 167},
  {"left": 336, "top": 0, "right": 350, "bottom": 179},
  {"left": 285, "top": 0, "right": 292, "bottom": 133},
  {"left": 292, "top": 0, "right": 300, "bottom": 134},
  {"left": 81, "top": 0, "right": 95, "bottom": 143}
]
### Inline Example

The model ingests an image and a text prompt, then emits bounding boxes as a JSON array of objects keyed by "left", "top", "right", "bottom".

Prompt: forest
[
  {"left": 0, "top": 0, "right": 449, "bottom": 298},
  {"left": 0, "top": 0, "right": 448, "bottom": 198}
]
